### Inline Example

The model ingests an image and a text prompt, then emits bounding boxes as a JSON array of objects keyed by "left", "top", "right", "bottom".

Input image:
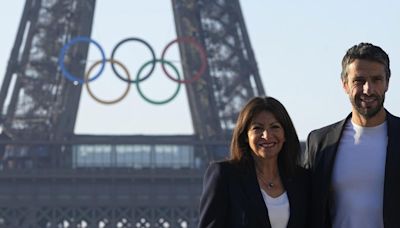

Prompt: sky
[{"left": 0, "top": 1, "right": 399, "bottom": 141}]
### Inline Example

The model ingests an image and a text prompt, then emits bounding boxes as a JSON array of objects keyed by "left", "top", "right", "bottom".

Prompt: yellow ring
[{"left": 85, "top": 59, "right": 131, "bottom": 105}]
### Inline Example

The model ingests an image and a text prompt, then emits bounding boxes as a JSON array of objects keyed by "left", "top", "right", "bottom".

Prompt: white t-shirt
[
  {"left": 331, "top": 120, "right": 387, "bottom": 228},
  {"left": 260, "top": 189, "right": 290, "bottom": 228}
]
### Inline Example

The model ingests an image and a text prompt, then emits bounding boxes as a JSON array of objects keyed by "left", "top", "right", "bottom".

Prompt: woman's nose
[{"left": 261, "top": 129, "right": 269, "bottom": 138}]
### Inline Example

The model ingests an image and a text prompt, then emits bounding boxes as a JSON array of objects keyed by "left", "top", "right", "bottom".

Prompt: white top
[
  {"left": 260, "top": 189, "right": 290, "bottom": 228},
  {"left": 331, "top": 120, "right": 387, "bottom": 228}
]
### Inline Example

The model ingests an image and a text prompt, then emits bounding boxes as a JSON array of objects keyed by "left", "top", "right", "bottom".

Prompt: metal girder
[
  {"left": 0, "top": 0, "right": 96, "bottom": 140},
  {"left": 172, "top": 0, "right": 265, "bottom": 139}
]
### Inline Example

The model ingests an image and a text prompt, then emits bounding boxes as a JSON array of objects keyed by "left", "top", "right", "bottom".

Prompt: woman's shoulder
[
  {"left": 202, "top": 160, "right": 238, "bottom": 186},
  {"left": 294, "top": 166, "right": 309, "bottom": 173},
  {"left": 206, "top": 159, "right": 251, "bottom": 174},
  {"left": 290, "top": 166, "right": 311, "bottom": 179},
  {"left": 206, "top": 159, "right": 238, "bottom": 171},
  {"left": 291, "top": 166, "right": 311, "bottom": 184}
]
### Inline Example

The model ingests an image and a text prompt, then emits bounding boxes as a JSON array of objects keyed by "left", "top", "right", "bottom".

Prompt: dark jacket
[
  {"left": 198, "top": 158, "right": 310, "bottom": 228},
  {"left": 306, "top": 111, "right": 400, "bottom": 228}
]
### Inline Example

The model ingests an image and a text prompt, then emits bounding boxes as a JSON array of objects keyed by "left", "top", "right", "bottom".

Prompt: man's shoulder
[
  {"left": 304, "top": 119, "right": 347, "bottom": 169},
  {"left": 387, "top": 110, "right": 400, "bottom": 123},
  {"left": 308, "top": 118, "right": 347, "bottom": 139}
]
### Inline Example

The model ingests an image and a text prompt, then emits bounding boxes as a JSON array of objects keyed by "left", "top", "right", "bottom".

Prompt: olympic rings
[
  {"left": 136, "top": 59, "right": 181, "bottom": 105},
  {"left": 161, "top": 36, "right": 207, "bottom": 84},
  {"left": 58, "top": 36, "right": 106, "bottom": 84},
  {"left": 85, "top": 59, "right": 131, "bottom": 105},
  {"left": 110, "top": 38, "right": 156, "bottom": 83},
  {"left": 58, "top": 35, "right": 208, "bottom": 105}
]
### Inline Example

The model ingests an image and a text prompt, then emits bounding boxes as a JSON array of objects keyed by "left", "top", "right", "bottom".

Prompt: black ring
[{"left": 110, "top": 37, "right": 156, "bottom": 83}]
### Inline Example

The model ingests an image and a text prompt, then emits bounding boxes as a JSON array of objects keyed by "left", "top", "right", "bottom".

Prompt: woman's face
[{"left": 246, "top": 111, "right": 285, "bottom": 160}]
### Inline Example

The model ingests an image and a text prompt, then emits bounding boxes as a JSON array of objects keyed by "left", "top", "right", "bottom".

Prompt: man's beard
[{"left": 350, "top": 94, "right": 385, "bottom": 118}]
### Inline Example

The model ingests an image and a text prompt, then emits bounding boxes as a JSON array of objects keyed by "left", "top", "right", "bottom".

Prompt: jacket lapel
[
  {"left": 237, "top": 160, "right": 270, "bottom": 227},
  {"left": 282, "top": 172, "right": 296, "bottom": 228},
  {"left": 312, "top": 115, "right": 349, "bottom": 228},
  {"left": 316, "top": 117, "right": 348, "bottom": 193}
]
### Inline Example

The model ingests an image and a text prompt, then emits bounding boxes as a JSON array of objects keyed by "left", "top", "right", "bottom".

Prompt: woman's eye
[
  {"left": 270, "top": 125, "right": 283, "bottom": 132},
  {"left": 251, "top": 126, "right": 263, "bottom": 133}
]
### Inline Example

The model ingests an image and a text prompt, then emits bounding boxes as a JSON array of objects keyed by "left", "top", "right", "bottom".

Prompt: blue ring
[{"left": 58, "top": 36, "right": 106, "bottom": 84}]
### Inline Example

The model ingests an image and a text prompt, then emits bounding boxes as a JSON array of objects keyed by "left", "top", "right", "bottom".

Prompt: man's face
[{"left": 342, "top": 59, "right": 388, "bottom": 119}]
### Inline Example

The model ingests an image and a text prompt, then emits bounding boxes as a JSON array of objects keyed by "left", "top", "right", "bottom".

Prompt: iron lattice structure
[{"left": 0, "top": 0, "right": 265, "bottom": 227}]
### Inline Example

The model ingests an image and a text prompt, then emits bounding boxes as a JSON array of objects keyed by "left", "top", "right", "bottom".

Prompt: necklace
[
  {"left": 257, "top": 174, "right": 275, "bottom": 189},
  {"left": 255, "top": 167, "right": 279, "bottom": 190}
]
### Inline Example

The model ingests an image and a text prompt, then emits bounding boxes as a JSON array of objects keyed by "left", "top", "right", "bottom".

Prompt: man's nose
[{"left": 363, "top": 81, "right": 373, "bottom": 95}]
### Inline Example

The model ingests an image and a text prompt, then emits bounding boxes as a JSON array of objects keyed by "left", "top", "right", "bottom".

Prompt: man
[{"left": 306, "top": 43, "right": 400, "bottom": 228}]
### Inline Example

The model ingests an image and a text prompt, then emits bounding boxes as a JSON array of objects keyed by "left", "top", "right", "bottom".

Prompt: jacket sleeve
[{"left": 198, "top": 162, "right": 229, "bottom": 228}]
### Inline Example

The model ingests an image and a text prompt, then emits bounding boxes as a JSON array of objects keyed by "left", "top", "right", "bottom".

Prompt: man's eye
[{"left": 354, "top": 79, "right": 365, "bottom": 84}]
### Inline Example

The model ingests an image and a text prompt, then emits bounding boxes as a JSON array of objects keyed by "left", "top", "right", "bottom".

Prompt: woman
[{"left": 198, "top": 96, "right": 310, "bottom": 228}]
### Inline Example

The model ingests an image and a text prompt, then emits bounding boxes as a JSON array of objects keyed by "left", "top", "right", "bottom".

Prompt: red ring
[{"left": 160, "top": 36, "right": 207, "bottom": 84}]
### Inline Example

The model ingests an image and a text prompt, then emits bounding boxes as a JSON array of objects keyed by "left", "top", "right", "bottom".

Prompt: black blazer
[
  {"left": 198, "top": 158, "right": 310, "bottom": 228},
  {"left": 306, "top": 111, "right": 400, "bottom": 228}
]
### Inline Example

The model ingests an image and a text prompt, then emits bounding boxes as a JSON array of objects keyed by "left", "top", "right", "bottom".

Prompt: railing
[{"left": 0, "top": 134, "right": 230, "bottom": 172}]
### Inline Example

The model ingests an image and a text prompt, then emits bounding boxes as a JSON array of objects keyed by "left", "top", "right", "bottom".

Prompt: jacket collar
[{"left": 237, "top": 157, "right": 300, "bottom": 228}]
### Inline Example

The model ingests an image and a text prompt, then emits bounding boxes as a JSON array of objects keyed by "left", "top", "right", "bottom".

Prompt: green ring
[{"left": 136, "top": 59, "right": 181, "bottom": 105}]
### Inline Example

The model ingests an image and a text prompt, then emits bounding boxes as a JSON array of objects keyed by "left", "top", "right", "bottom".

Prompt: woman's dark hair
[{"left": 230, "top": 96, "right": 301, "bottom": 176}]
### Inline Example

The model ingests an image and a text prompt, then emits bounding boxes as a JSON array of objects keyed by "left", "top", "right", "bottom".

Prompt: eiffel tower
[{"left": 0, "top": 0, "right": 265, "bottom": 227}]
